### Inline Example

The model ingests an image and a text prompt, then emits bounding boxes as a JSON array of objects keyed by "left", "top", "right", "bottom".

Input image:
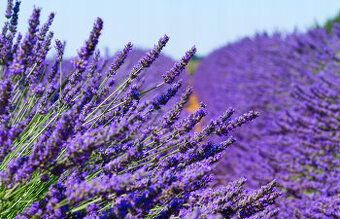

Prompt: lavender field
[{"left": 0, "top": 0, "right": 339, "bottom": 218}]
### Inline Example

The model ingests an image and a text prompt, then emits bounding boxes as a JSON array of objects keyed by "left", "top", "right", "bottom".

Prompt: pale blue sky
[{"left": 0, "top": 0, "right": 339, "bottom": 59}]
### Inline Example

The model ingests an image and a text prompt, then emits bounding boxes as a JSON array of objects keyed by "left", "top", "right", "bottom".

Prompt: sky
[{"left": 0, "top": 0, "right": 339, "bottom": 59}]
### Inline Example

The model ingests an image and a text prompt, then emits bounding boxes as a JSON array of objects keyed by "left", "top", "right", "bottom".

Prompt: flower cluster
[{"left": 0, "top": 2, "right": 278, "bottom": 218}]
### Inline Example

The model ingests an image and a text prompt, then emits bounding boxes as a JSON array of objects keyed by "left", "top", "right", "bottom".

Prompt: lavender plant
[{"left": 0, "top": 1, "right": 278, "bottom": 218}]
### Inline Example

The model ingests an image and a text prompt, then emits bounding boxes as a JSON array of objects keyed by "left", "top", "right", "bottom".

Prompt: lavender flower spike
[
  {"left": 163, "top": 46, "right": 196, "bottom": 84},
  {"left": 54, "top": 39, "right": 64, "bottom": 62},
  {"left": 0, "top": 79, "right": 11, "bottom": 114},
  {"left": 129, "top": 34, "right": 169, "bottom": 79},
  {"left": 5, "top": 0, "right": 13, "bottom": 19},
  {"left": 9, "top": 0, "right": 20, "bottom": 33},
  {"left": 107, "top": 42, "right": 133, "bottom": 76},
  {"left": 37, "top": 12, "right": 55, "bottom": 41},
  {"left": 72, "top": 17, "right": 103, "bottom": 73}
]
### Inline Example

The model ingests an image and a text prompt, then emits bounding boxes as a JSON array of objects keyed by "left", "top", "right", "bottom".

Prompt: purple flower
[
  {"left": 163, "top": 46, "right": 196, "bottom": 84},
  {"left": 5, "top": 0, "right": 13, "bottom": 19},
  {"left": 71, "top": 17, "right": 103, "bottom": 73}
]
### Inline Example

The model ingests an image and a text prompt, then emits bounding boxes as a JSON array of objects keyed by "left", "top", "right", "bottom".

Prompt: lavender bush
[
  {"left": 0, "top": 1, "right": 279, "bottom": 218},
  {"left": 193, "top": 24, "right": 340, "bottom": 217}
]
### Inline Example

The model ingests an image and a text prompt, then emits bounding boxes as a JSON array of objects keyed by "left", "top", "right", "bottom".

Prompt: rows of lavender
[
  {"left": 193, "top": 27, "right": 340, "bottom": 217},
  {"left": 0, "top": 1, "right": 280, "bottom": 218}
]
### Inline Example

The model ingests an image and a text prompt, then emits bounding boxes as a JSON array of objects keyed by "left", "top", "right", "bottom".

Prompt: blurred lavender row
[{"left": 193, "top": 25, "right": 340, "bottom": 218}]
